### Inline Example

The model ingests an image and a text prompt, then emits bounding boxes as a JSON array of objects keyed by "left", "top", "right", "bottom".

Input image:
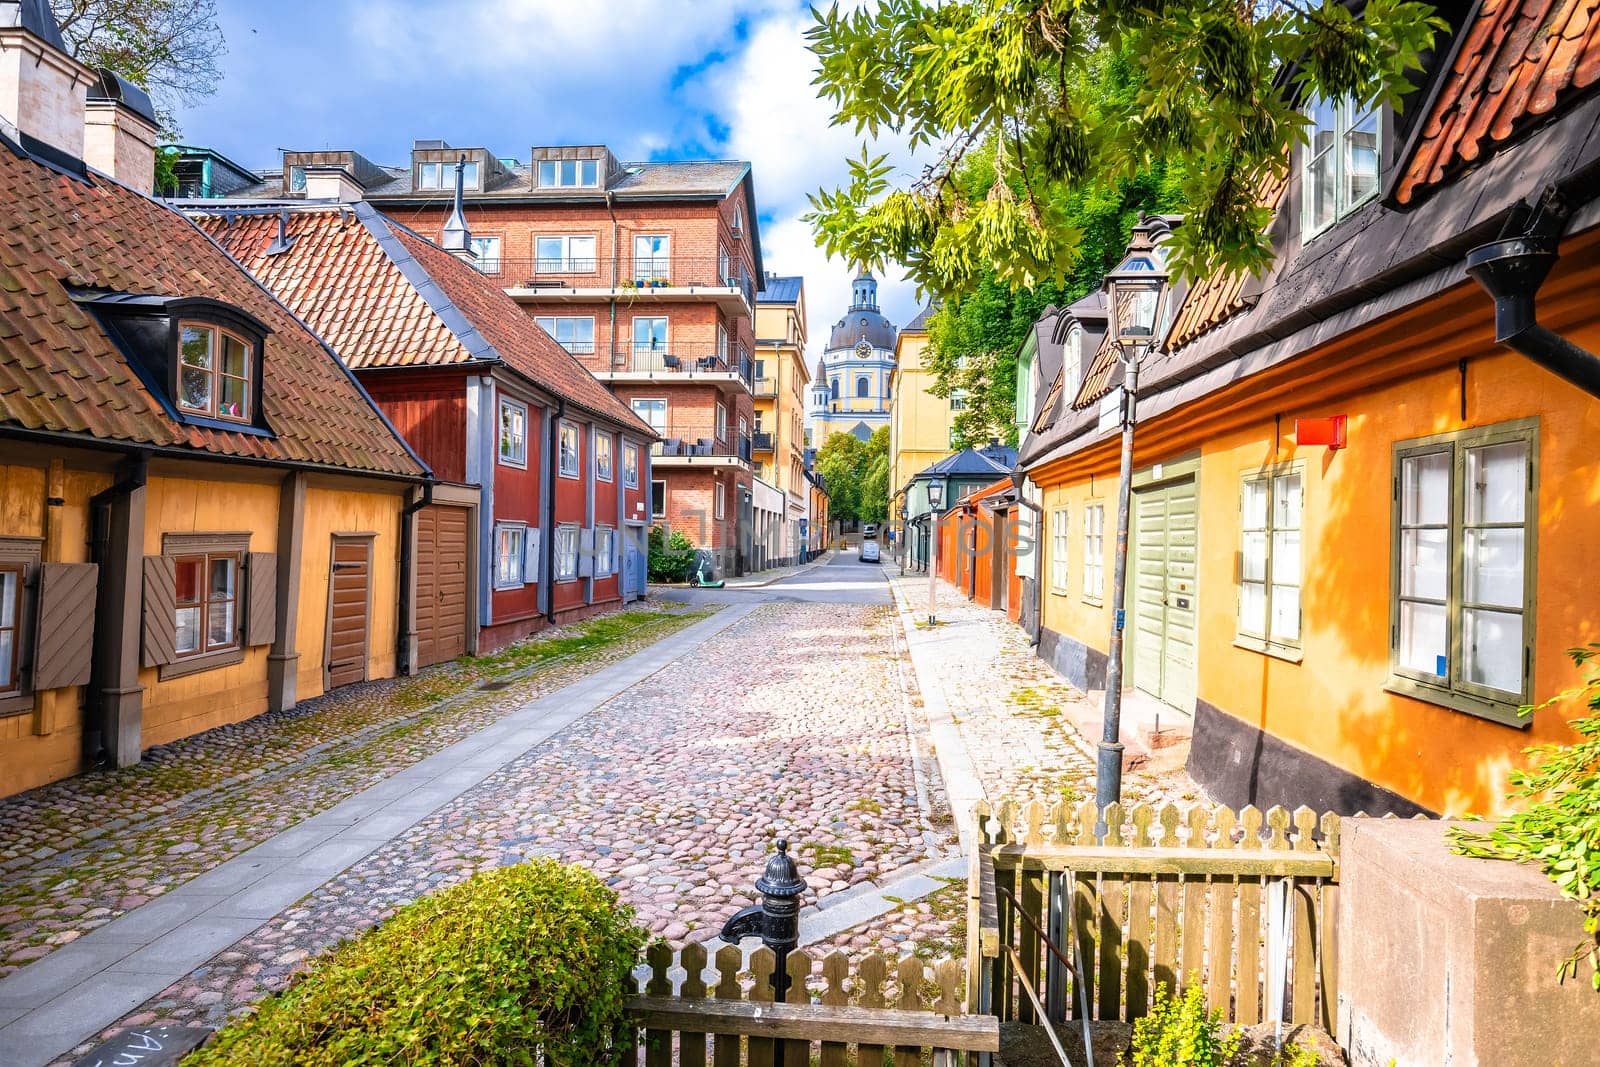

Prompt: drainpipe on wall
[
  {"left": 84, "top": 451, "right": 149, "bottom": 766},
  {"left": 606, "top": 191, "right": 620, "bottom": 367},
  {"left": 1011, "top": 467, "right": 1044, "bottom": 647},
  {"left": 1465, "top": 191, "right": 1600, "bottom": 399},
  {"left": 396, "top": 480, "right": 435, "bottom": 676},
  {"left": 545, "top": 398, "right": 567, "bottom": 625}
]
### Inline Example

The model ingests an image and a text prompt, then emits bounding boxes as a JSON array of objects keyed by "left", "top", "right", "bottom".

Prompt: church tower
[{"left": 807, "top": 270, "right": 898, "bottom": 443}]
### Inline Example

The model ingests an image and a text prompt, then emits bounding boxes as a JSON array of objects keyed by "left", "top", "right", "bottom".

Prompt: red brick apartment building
[{"left": 171, "top": 143, "right": 765, "bottom": 577}]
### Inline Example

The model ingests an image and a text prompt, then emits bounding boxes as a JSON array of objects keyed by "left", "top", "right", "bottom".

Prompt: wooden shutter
[
  {"left": 245, "top": 552, "right": 277, "bottom": 647},
  {"left": 522, "top": 527, "right": 541, "bottom": 584},
  {"left": 141, "top": 555, "right": 178, "bottom": 667},
  {"left": 32, "top": 562, "right": 98, "bottom": 691},
  {"left": 577, "top": 527, "right": 595, "bottom": 578}
]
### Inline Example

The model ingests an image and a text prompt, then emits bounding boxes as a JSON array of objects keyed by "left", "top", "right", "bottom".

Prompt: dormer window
[
  {"left": 418, "top": 160, "right": 479, "bottom": 190},
  {"left": 1303, "top": 96, "right": 1380, "bottom": 239},
  {"left": 179, "top": 323, "right": 253, "bottom": 422},
  {"left": 538, "top": 159, "right": 600, "bottom": 188}
]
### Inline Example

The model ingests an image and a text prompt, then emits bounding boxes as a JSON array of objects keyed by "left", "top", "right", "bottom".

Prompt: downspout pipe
[
  {"left": 1011, "top": 467, "right": 1044, "bottom": 647},
  {"left": 397, "top": 479, "right": 435, "bottom": 676},
  {"left": 1465, "top": 200, "right": 1600, "bottom": 399},
  {"left": 545, "top": 399, "right": 567, "bottom": 624},
  {"left": 84, "top": 451, "right": 149, "bottom": 763}
]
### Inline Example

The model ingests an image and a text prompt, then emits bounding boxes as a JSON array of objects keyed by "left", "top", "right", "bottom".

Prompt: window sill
[
  {"left": 492, "top": 580, "right": 525, "bottom": 592},
  {"left": 1049, "top": 587, "right": 1070, "bottom": 597},
  {"left": 159, "top": 646, "right": 245, "bottom": 681},
  {"left": 558, "top": 470, "right": 581, "bottom": 480},
  {"left": 1383, "top": 676, "right": 1529, "bottom": 728},
  {"left": 1082, "top": 597, "right": 1104, "bottom": 608},
  {"left": 1233, "top": 636, "right": 1304, "bottom": 664},
  {"left": 498, "top": 456, "right": 528, "bottom": 470},
  {"left": 0, "top": 692, "right": 36, "bottom": 717}
]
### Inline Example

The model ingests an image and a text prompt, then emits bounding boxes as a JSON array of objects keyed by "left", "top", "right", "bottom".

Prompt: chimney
[
  {"left": 83, "top": 70, "right": 159, "bottom": 194},
  {"left": 302, "top": 163, "right": 365, "bottom": 203},
  {"left": 440, "top": 154, "right": 474, "bottom": 262},
  {"left": 0, "top": 0, "right": 95, "bottom": 160}
]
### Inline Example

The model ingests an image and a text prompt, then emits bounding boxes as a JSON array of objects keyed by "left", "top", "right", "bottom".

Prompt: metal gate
[{"left": 1131, "top": 478, "right": 1198, "bottom": 713}]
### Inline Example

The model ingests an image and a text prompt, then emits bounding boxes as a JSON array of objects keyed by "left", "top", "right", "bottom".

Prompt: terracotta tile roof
[
  {"left": 193, "top": 206, "right": 650, "bottom": 434},
  {"left": 1164, "top": 175, "right": 1289, "bottom": 351},
  {"left": 0, "top": 138, "right": 424, "bottom": 477},
  {"left": 1070, "top": 327, "right": 1122, "bottom": 410},
  {"left": 1396, "top": 0, "right": 1600, "bottom": 205}
]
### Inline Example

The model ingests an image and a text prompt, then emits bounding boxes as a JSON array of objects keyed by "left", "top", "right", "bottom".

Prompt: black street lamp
[{"left": 1096, "top": 216, "right": 1173, "bottom": 821}]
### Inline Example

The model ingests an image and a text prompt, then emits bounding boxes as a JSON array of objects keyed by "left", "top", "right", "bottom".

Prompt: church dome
[{"left": 825, "top": 272, "right": 898, "bottom": 354}]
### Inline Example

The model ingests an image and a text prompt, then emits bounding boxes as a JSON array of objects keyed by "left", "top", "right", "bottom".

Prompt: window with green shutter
[{"left": 1388, "top": 419, "right": 1537, "bottom": 725}]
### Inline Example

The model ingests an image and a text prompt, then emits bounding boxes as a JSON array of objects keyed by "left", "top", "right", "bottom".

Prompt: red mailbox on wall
[{"left": 1295, "top": 415, "right": 1347, "bottom": 450}]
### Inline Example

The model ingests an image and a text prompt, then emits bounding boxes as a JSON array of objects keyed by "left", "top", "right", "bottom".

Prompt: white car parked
[{"left": 859, "top": 540, "right": 881, "bottom": 563}]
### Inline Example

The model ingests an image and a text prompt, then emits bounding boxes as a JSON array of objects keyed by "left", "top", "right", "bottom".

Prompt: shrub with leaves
[
  {"left": 647, "top": 526, "right": 696, "bottom": 583},
  {"left": 1450, "top": 643, "right": 1600, "bottom": 991},
  {"left": 1127, "top": 982, "right": 1242, "bottom": 1067},
  {"left": 186, "top": 859, "right": 648, "bottom": 1065}
]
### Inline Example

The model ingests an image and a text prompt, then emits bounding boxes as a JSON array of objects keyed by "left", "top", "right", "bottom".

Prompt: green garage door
[{"left": 1131, "top": 478, "right": 1198, "bottom": 713}]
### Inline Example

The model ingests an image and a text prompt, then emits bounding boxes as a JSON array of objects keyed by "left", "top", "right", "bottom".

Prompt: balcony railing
[
  {"left": 601, "top": 348, "right": 754, "bottom": 386},
  {"left": 752, "top": 431, "right": 776, "bottom": 453},
  {"left": 650, "top": 423, "right": 753, "bottom": 464},
  {"left": 495, "top": 256, "right": 757, "bottom": 305},
  {"left": 752, "top": 377, "right": 778, "bottom": 397}
]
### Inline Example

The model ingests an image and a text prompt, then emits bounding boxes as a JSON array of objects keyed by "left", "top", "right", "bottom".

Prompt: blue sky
[{"left": 175, "top": 0, "right": 923, "bottom": 359}]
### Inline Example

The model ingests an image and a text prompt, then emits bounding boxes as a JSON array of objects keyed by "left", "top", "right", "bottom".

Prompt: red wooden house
[{"left": 192, "top": 200, "right": 656, "bottom": 661}]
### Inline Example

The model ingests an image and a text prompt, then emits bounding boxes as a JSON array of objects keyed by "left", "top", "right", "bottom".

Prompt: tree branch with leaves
[
  {"left": 50, "top": 0, "right": 225, "bottom": 131},
  {"left": 804, "top": 0, "right": 1442, "bottom": 293}
]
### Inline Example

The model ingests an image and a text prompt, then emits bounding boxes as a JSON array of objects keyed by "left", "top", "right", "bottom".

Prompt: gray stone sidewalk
[{"left": 0, "top": 606, "right": 752, "bottom": 1067}]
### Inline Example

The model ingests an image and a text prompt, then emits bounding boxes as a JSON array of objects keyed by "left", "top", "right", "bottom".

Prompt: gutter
[
  {"left": 545, "top": 398, "right": 567, "bottom": 624},
  {"left": 83, "top": 451, "right": 149, "bottom": 764},
  {"left": 1464, "top": 191, "right": 1600, "bottom": 398},
  {"left": 396, "top": 479, "right": 435, "bottom": 675}
]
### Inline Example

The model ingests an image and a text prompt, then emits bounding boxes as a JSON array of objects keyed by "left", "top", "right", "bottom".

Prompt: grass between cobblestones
[{"left": 0, "top": 605, "right": 711, "bottom": 978}]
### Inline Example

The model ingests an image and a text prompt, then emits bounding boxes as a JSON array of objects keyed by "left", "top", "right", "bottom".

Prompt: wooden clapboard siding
[
  {"left": 414, "top": 503, "right": 469, "bottom": 669},
  {"left": 627, "top": 944, "right": 997, "bottom": 1063},
  {"left": 32, "top": 562, "right": 97, "bottom": 691},
  {"left": 974, "top": 797, "right": 1349, "bottom": 1030},
  {"left": 326, "top": 537, "right": 371, "bottom": 689},
  {"left": 140, "top": 555, "right": 178, "bottom": 668}
]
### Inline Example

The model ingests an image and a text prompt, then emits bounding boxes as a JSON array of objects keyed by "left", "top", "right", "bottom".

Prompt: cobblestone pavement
[
  {"left": 64, "top": 599, "right": 955, "bottom": 1052},
  {"left": 888, "top": 570, "right": 1198, "bottom": 811},
  {"left": 0, "top": 607, "right": 708, "bottom": 980}
]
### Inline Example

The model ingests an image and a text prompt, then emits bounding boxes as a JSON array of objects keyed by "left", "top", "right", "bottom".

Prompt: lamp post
[
  {"left": 926, "top": 479, "right": 945, "bottom": 625},
  {"left": 1095, "top": 217, "right": 1173, "bottom": 821}
]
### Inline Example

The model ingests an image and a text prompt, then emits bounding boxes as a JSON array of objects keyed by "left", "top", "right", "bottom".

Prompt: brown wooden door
[
  {"left": 414, "top": 504, "right": 469, "bottom": 668},
  {"left": 327, "top": 536, "right": 371, "bottom": 689},
  {"left": 991, "top": 510, "right": 1009, "bottom": 612}
]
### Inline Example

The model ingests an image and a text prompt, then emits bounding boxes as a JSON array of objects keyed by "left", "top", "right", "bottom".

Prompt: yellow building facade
[
  {"left": 887, "top": 305, "right": 958, "bottom": 521},
  {"left": 754, "top": 276, "right": 811, "bottom": 563},
  {"left": 808, "top": 273, "right": 897, "bottom": 444}
]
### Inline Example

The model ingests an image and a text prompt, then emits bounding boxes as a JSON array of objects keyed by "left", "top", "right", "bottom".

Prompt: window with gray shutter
[
  {"left": 141, "top": 555, "right": 179, "bottom": 667},
  {"left": 577, "top": 528, "right": 596, "bottom": 578},
  {"left": 522, "top": 527, "right": 541, "bottom": 584},
  {"left": 32, "top": 563, "right": 98, "bottom": 691},
  {"left": 246, "top": 552, "right": 277, "bottom": 647}
]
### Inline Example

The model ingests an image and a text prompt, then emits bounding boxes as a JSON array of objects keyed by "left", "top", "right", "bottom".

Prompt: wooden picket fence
[
  {"left": 628, "top": 942, "right": 998, "bottom": 1065},
  {"left": 969, "top": 798, "right": 1343, "bottom": 1033}
]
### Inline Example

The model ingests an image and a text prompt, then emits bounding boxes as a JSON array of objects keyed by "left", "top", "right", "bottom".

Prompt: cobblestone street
[{"left": 0, "top": 552, "right": 1194, "bottom": 1065}]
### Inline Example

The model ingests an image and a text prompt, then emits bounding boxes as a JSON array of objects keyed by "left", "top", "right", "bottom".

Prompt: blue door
[{"left": 624, "top": 525, "right": 647, "bottom": 598}]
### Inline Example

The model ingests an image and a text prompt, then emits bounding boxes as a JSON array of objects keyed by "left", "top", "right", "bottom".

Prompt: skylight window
[{"left": 538, "top": 159, "right": 601, "bottom": 188}]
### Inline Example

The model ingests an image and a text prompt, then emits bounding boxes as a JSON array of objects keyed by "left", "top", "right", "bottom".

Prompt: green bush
[
  {"left": 1127, "top": 983, "right": 1241, "bottom": 1067},
  {"left": 1450, "top": 642, "right": 1600, "bottom": 991},
  {"left": 647, "top": 526, "right": 695, "bottom": 583},
  {"left": 187, "top": 859, "right": 648, "bottom": 1066}
]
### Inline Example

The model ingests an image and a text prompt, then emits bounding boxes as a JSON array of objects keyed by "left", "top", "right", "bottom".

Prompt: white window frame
[
  {"left": 537, "top": 158, "right": 600, "bottom": 188},
  {"left": 534, "top": 315, "right": 595, "bottom": 354},
  {"left": 417, "top": 160, "right": 480, "bottom": 191},
  {"left": 624, "top": 441, "right": 640, "bottom": 489},
  {"left": 534, "top": 234, "right": 597, "bottom": 274},
  {"left": 558, "top": 420, "right": 581, "bottom": 479},
  {"left": 634, "top": 234, "right": 671, "bottom": 282},
  {"left": 498, "top": 397, "right": 528, "bottom": 468},
  {"left": 715, "top": 484, "right": 725, "bottom": 521},
  {"left": 715, "top": 404, "right": 728, "bottom": 442},
  {"left": 594, "top": 429, "right": 614, "bottom": 482},
  {"left": 494, "top": 523, "right": 527, "bottom": 589},
  {"left": 1050, "top": 507, "right": 1070, "bottom": 595},
  {"left": 630, "top": 397, "right": 668, "bottom": 435},
  {"left": 651, "top": 479, "right": 667, "bottom": 519},
  {"left": 595, "top": 526, "right": 616, "bottom": 578},
  {"left": 1083, "top": 503, "right": 1105, "bottom": 604},
  {"left": 1302, "top": 95, "right": 1381, "bottom": 241},
  {"left": 554, "top": 524, "right": 581, "bottom": 582},
  {"left": 1237, "top": 465, "right": 1304, "bottom": 658}
]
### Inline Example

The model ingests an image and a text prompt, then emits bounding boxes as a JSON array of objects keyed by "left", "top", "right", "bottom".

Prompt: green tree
[
  {"left": 805, "top": 0, "right": 1441, "bottom": 292},
  {"left": 51, "top": 0, "right": 226, "bottom": 129},
  {"left": 814, "top": 427, "right": 890, "bottom": 524},
  {"left": 859, "top": 426, "right": 891, "bottom": 524}
]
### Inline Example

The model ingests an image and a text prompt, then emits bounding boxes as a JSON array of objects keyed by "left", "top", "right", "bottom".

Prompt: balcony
[
  {"left": 752, "top": 431, "right": 775, "bottom": 454},
  {"left": 500, "top": 255, "right": 756, "bottom": 317},
  {"left": 650, "top": 423, "right": 754, "bottom": 469},
  {"left": 752, "top": 376, "right": 778, "bottom": 398},
  {"left": 594, "top": 347, "right": 752, "bottom": 395}
]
